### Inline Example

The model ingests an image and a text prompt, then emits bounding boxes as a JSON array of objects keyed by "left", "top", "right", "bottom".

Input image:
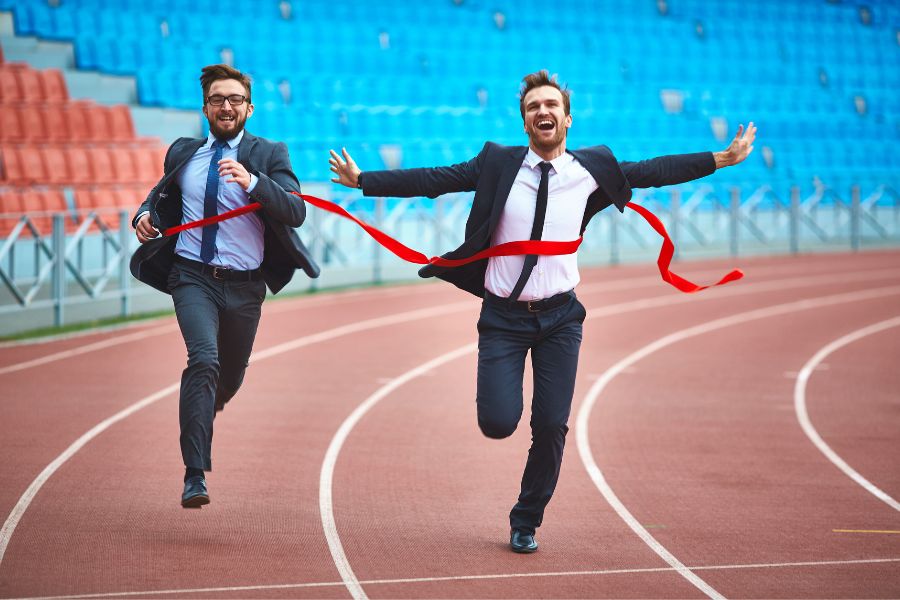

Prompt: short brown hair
[
  {"left": 200, "top": 64, "right": 252, "bottom": 103},
  {"left": 518, "top": 70, "right": 570, "bottom": 119}
]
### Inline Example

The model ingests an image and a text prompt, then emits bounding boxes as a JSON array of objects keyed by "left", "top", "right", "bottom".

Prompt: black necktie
[{"left": 508, "top": 161, "right": 552, "bottom": 302}]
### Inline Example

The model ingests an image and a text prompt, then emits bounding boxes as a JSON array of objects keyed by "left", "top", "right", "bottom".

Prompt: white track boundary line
[
  {"left": 576, "top": 285, "right": 900, "bottom": 600},
  {"left": 15, "top": 557, "right": 900, "bottom": 600},
  {"left": 0, "top": 325, "right": 181, "bottom": 376},
  {"left": 794, "top": 316, "right": 900, "bottom": 512},
  {"left": 320, "top": 344, "right": 476, "bottom": 600},
  {"left": 0, "top": 301, "right": 476, "bottom": 568}
]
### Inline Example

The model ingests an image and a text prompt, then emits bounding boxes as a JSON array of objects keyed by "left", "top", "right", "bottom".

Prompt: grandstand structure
[{"left": 0, "top": 0, "right": 898, "bottom": 334}]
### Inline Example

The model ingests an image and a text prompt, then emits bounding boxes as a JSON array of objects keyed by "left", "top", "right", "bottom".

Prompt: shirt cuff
[{"left": 247, "top": 174, "right": 259, "bottom": 193}]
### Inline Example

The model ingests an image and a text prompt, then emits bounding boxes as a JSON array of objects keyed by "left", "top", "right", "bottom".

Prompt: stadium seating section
[{"left": 0, "top": 0, "right": 897, "bottom": 231}]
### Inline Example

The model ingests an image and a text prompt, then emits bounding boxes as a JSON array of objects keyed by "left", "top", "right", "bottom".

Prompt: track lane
[{"left": 579, "top": 287, "right": 900, "bottom": 597}]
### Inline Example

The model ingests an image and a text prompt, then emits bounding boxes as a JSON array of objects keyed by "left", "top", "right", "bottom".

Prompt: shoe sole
[
  {"left": 510, "top": 544, "right": 538, "bottom": 554},
  {"left": 181, "top": 494, "right": 210, "bottom": 508}
]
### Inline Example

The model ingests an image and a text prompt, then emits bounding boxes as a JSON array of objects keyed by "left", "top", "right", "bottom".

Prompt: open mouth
[
  {"left": 536, "top": 119, "right": 555, "bottom": 132},
  {"left": 218, "top": 115, "right": 236, "bottom": 124}
]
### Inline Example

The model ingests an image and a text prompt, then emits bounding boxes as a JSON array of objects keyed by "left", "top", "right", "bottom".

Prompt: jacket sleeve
[
  {"left": 249, "top": 141, "right": 305, "bottom": 228},
  {"left": 618, "top": 151, "right": 716, "bottom": 189},
  {"left": 358, "top": 144, "right": 486, "bottom": 198}
]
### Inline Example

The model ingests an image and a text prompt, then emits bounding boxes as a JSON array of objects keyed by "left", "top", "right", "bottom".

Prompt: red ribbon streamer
[
  {"left": 625, "top": 201, "right": 743, "bottom": 293},
  {"left": 163, "top": 192, "right": 741, "bottom": 292}
]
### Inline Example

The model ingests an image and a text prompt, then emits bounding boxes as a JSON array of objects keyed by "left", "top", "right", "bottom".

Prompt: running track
[{"left": 0, "top": 251, "right": 898, "bottom": 599}]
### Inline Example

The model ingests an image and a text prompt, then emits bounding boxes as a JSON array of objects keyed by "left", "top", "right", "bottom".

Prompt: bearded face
[
  {"left": 202, "top": 78, "right": 254, "bottom": 140},
  {"left": 522, "top": 86, "right": 572, "bottom": 154}
]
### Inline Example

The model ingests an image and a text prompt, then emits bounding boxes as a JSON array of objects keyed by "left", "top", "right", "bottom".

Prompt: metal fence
[{"left": 1, "top": 182, "right": 898, "bottom": 336}]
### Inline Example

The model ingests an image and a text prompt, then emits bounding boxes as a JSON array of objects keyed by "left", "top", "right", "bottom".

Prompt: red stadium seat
[
  {"left": 115, "top": 185, "right": 146, "bottom": 209},
  {"left": 108, "top": 146, "right": 137, "bottom": 181},
  {"left": 0, "top": 108, "right": 24, "bottom": 142},
  {"left": 38, "top": 103, "right": 71, "bottom": 142},
  {"left": 83, "top": 104, "right": 112, "bottom": 141},
  {"left": 0, "top": 189, "right": 26, "bottom": 237},
  {"left": 108, "top": 105, "right": 135, "bottom": 140},
  {"left": 20, "top": 148, "right": 48, "bottom": 185},
  {"left": 16, "top": 105, "right": 48, "bottom": 141},
  {"left": 40, "top": 146, "right": 72, "bottom": 184},
  {"left": 86, "top": 147, "right": 115, "bottom": 184},
  {"left": 39, "top": 69, "right": 68, "bottom": 102},
  {"left": 0, "top": 147, "right": 24, "bottom": 183},
  {"left": 63, "top": 147, "right": 93, "bottom": 184},
  {"left": 0, "top": 66, "right": 23, "bottom": 103},
  {"left": 15, "top": 67, "right": 44, "bottom": 102},
  {"left": 64, "top": 102, "right": 92, "bottom": 141},
  {"left": 130, "top": 147, "right": 164, "bottom": 182}
]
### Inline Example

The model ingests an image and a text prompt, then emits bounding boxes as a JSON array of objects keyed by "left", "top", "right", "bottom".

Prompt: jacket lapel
[
  {"left": 237, "top": 131, "right": 256, "bottom": 169},
  {"left": 488, "top": 146, "right": 527, "bottom": 230}
]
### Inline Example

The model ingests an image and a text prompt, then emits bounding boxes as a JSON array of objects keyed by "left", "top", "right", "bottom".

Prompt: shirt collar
[
  {"left": 524, "top": 148, "right": 573, "bottom": 174},
  {"left": 206, "top": 129, "right": 243, "bottom": 149}
]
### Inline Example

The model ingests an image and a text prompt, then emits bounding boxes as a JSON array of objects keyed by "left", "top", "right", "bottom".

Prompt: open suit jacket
[
  {"left": 130, "top": 131, "right": 319, "bottom": 294},
  {"left": 359, "top": 142, "right": 716, "bottom": 297}
]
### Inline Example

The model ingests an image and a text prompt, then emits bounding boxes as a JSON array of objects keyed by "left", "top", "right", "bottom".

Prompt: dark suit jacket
[
  {"left": 359, "top": 142, "right": 716, "bottom": 297},
  {"left": 130, "top": 131, "right": 319, "bottom": 294}
]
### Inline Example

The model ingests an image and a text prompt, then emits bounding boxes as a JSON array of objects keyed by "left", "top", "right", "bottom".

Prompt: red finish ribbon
[
  {"left": 625, "top": 201, "right": 743, "bottom": 293},
  {"left": 163, "top": 193, "right": 741, "bottom": 291}
]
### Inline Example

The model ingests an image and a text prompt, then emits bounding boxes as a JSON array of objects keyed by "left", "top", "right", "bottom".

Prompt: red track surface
[{"left": 1, "top": 251, "right": 898, "bottom": 599}]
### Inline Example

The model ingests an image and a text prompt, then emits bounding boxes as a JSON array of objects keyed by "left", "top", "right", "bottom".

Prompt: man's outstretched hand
[
  {"left": 714, "top": 122, "right": 756, "bottom": 169},
  {"left": 329, "top": 148, "right": 361, "bottom": 188}
]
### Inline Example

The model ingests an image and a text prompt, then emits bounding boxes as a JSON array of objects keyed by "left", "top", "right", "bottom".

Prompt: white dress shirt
[
  {"left": 484, "top": 148, "right": 599, "bottom": 301},
  {"left": 174, "top": 130, "right": 263, "bottom": 270}
]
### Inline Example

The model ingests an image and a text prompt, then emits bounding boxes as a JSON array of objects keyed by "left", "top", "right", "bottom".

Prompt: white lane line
[
  {"left": 0, "top": 301, "right": 476, "bottom": 569},
  {"left": 0, "top": 325, "right": 181, "bottom": 376},
  {"left": 794, "top": 316, "right": 900, "bottom": 512},
  {"left": 0, "top": 384, "right": 180, "bottom": 566},
  {"left": 576, "top": 285, "right": 900, "bottom": 600},
  {"left": 318, "top": 273, "right": 900, "bottom": 598},
  {"left": 320, "top": 344, "right": 476, "bottom": 600},
  {"left": 16, "top": 557, "right": 900, "bottom": 600}
]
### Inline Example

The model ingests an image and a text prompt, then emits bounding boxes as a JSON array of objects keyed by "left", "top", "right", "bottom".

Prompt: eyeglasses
[{"left": 207, "top": 94, "right": 248, "bottom": 106}]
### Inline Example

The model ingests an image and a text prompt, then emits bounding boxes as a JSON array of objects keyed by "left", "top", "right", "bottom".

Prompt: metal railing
[{"left": 1, "top": 183, "right": 898, "bottom": 335}]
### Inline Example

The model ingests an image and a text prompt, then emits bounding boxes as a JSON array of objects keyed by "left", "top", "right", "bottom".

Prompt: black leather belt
[
  {"left": 175, "top": 256, "right": 262, "bottom": 282},
  {"left": 485, "top": 290, "right": 573, "bottom": 313}
]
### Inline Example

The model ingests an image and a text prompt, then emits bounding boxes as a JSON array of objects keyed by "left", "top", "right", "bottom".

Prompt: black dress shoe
[
  {"left": 510, "top": 529, "right": 538, "bottom": 553},
  {"left": 181, "top": 475, "right": 210, "bottom": 508}
]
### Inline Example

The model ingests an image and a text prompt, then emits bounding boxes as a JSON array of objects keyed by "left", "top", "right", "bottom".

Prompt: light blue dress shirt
[{"left": 174, "top": 131, "right": 264, "bottom": 270}]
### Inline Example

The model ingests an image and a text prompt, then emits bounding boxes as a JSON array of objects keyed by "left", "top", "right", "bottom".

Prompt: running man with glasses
[{"left": 131, "top": 64, "right": 318, "bottom": 508}]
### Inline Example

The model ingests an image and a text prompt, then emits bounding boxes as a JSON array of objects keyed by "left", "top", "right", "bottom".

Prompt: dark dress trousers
[
  {"left": 130, "top": 132, "right": 319, "bottom": 471},
  {"left": 359, "top": 142, "right": 716, "bottom": 533}
]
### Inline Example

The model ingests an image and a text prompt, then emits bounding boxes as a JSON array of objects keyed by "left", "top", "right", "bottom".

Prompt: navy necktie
[
  {"left": 200, "top": 139, "right": 226, "bottom": 264},
  {"left": 509, "top": 161, "right": 552, "bottom": 302}
]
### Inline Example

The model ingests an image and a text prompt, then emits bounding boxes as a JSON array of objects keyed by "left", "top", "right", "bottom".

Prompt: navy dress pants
[
  {"left": 168, "top": 260, "right": 266, "bottom": 471},
  {"left": 476, "top": 290, "right": 586, "bottom": 535}
]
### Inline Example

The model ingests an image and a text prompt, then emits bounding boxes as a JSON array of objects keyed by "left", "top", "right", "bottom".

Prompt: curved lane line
[
  {"left": 0, "top": 301, "right": 475, "bottom": 568},
  {"left": 0, "top": 384, "right": 180, "bottom": 566},
  {"left": 320, "top": 274, "right": 900, "bottom": 598},
  {"left": 794, "top": 316, "right": 900, "bottom": 511},
  {"left": 0, "top": 325, "right": 180, "bottom": 376},
  {"left": 320, "top": 344, "right": 476, "bottom": 600},
  {"left": 576, "top": 285, "right": 900, "bottom": 600}
]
